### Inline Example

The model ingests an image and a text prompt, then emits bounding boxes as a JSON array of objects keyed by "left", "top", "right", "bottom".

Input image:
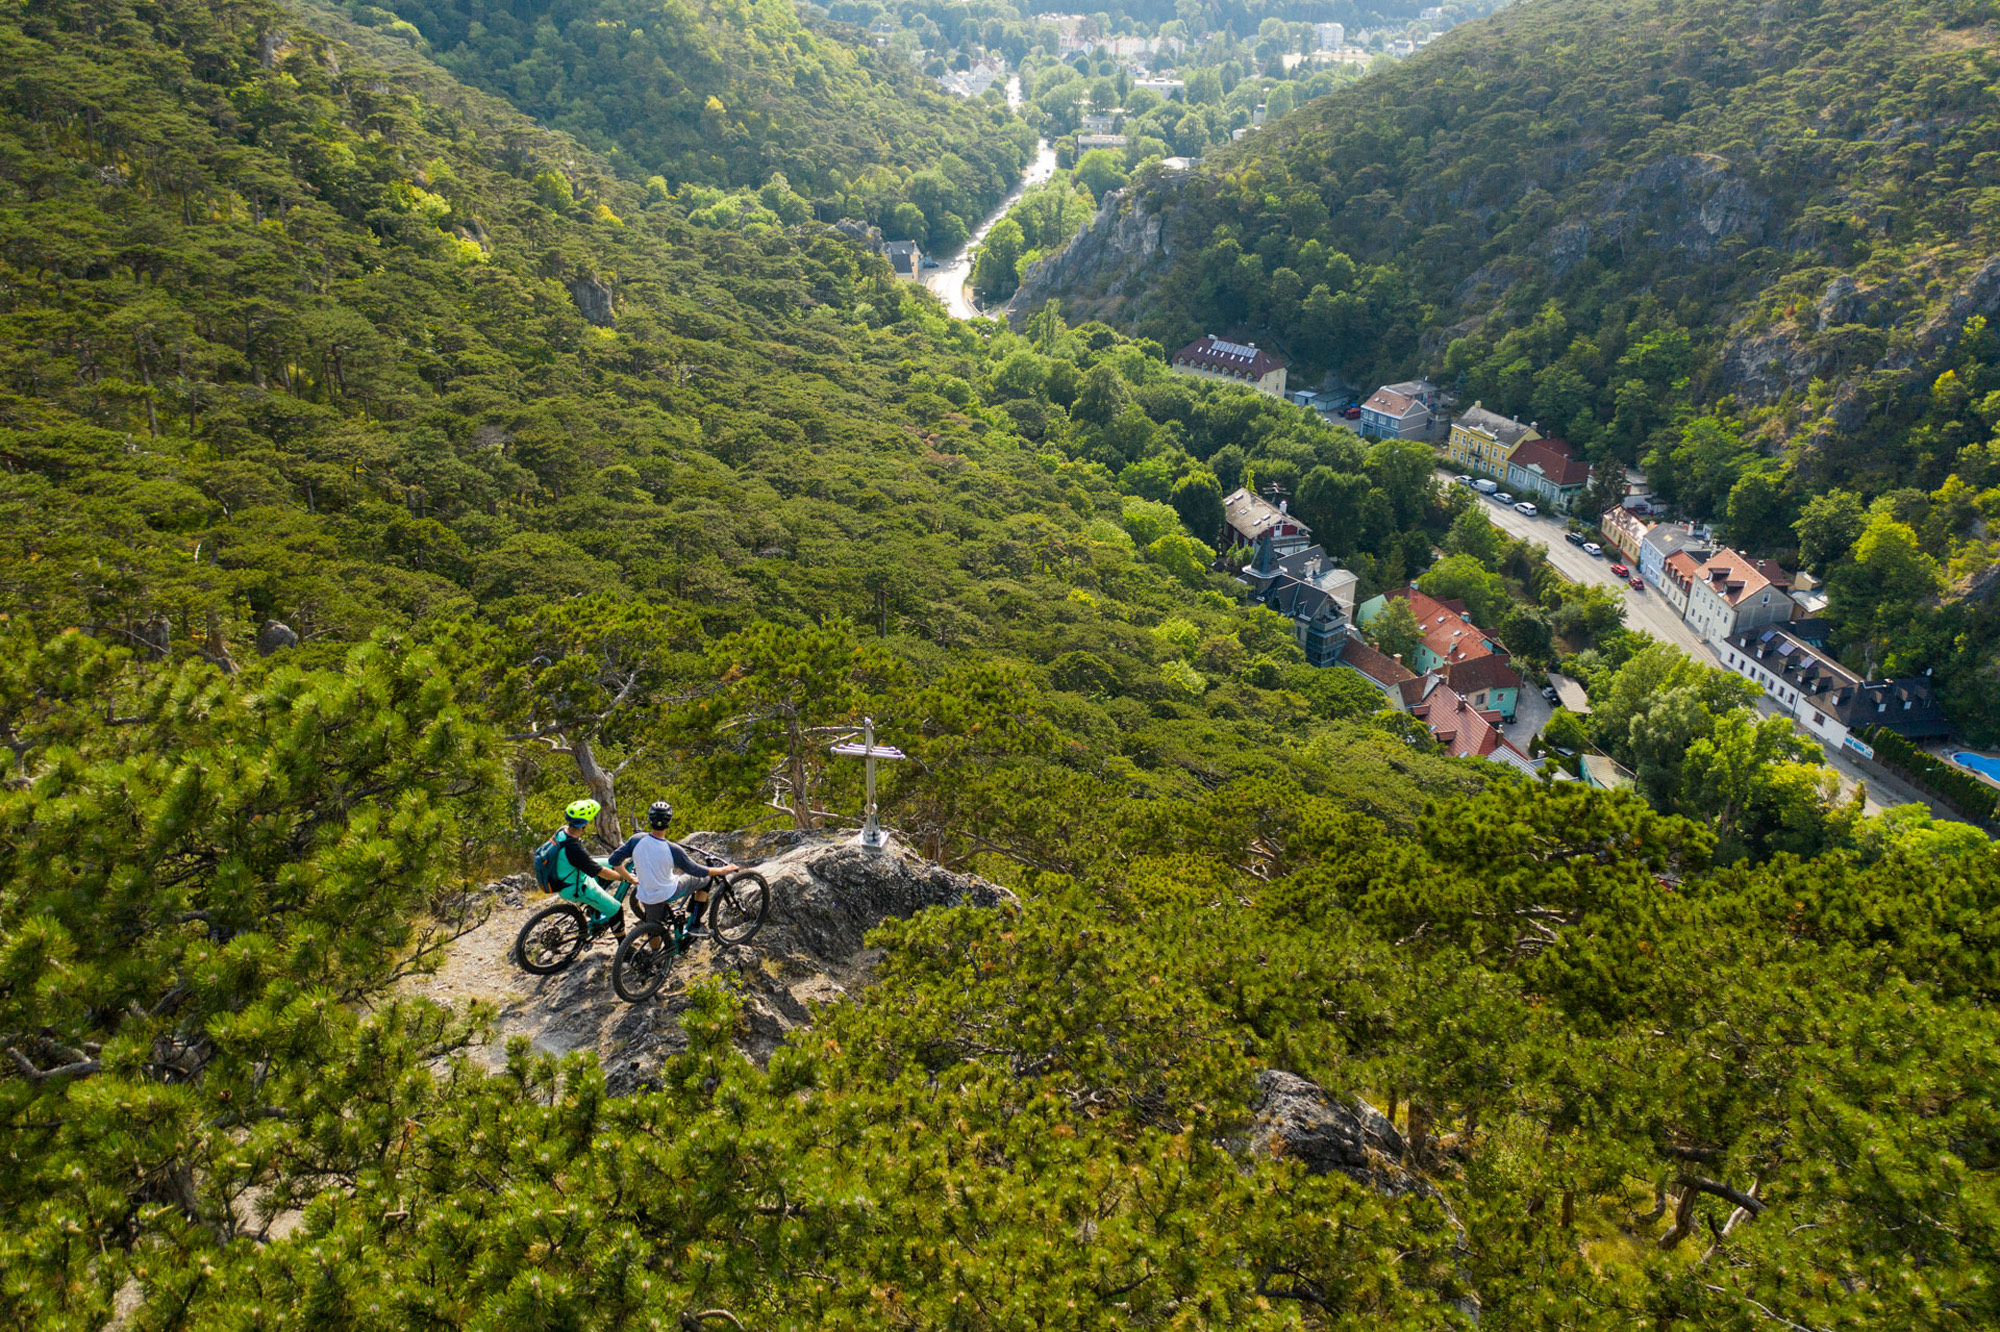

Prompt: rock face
[
  {"left": 1248, "top": 1069, "right": 1421, "bottom": 1197},
  {"left": 404, "top": 833, "right": 1009, "bottom": 1095},
  {"left": 565, "top": 274, "right": 616, "bottom": 326},
  {"left": 1010, "top": 177, "right": 1189, "bottom": 318}
]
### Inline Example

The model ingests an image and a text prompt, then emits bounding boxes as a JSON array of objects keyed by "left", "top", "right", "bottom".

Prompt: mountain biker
[
  {"left": 609, "top": 800, "right": 739, "bottom": 944},
  {"left": 553, "top": 799, "right": 637, "bottom": 939}
]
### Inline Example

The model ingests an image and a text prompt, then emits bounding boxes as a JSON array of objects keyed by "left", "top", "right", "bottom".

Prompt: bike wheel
[
  {"left": 612, "top": 922, "right": 678, "bottom": 1003},
  {"left": 514, "top": 901, "right": 589, "bottom": 974},
  {"left": 708, "top": 871, "right": 769, "bottom": 945}
]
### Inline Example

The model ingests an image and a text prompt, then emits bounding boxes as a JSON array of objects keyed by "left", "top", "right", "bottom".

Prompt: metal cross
[{"left": 829, "top": 716, "right": 906, "bottom": 851}]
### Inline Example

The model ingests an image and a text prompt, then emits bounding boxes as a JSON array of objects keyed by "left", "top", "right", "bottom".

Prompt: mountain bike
[
  {"left": 513, "top": 881, "right": 631, "bottom": 975},
  {"left": 611, "top": 857, "right": 769, "bottom": 1003}
]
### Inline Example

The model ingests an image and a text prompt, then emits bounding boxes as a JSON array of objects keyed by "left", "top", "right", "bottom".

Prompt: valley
[{"left": 2, "top": 0, "right": 1997, "bottom": 1327}]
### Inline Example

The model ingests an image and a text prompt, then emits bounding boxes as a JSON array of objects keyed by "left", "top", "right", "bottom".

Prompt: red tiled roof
[
  {"left": 1172, "top": 335, "right": 1283, "bottom": 381},
  {"left": 1696, "top": 548, "right": 1792, "bottom": 608},
  {"left": 1506, "top": 436, "right": 1591, "bottom": 487},
  {"left": 1410, "top": 681, "right": 1505, "bottom": 759},
  {"left": 1390, "top": 587, "right": 1498, "bottom": 666},
  {"left": 1340, "top": 638, "right": 1416, "bottom": 687},
  {"left": 1443, "top": 654, "right": 1522, "bottom": 696}
]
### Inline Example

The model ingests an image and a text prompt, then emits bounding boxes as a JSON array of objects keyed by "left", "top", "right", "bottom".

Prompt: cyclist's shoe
[{"left": 679, "top": 925, "right": 710, "bottom": 941}]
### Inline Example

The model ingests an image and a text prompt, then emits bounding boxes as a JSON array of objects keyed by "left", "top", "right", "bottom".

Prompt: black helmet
[{"left": 647, "top": 800, "right": 674, "bottom": 830}]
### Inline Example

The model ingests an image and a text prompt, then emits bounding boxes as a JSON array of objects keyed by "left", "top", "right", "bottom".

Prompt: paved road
[{"left": 1445, "top": 470, "right": 1949, "bottom": 817}]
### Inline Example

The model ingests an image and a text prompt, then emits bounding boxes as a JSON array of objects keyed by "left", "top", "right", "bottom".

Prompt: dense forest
[
  {"left": 2, "top": 0, "right": 1998, "bottom": 1326},
  {"left": 342, "top": 0, "right": 1037, "bottom": 250},
  {"left": 1031, "top": 0, "right": 2000, "bottom": 738}
]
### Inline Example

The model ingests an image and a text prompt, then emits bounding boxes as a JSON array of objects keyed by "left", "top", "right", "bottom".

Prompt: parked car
[
  {"left": 1472, "top": 478, "right": 1499, "bottom": 494},
  {"left": 1341, "top": 405, "right": 1362, "bottom": 419},
  {"left": 1514, "top": 502, "right": 1538, "bottom": 517},
  {"left": 1582, "top": 542, "right": 1603, "bottom": 557},
  {"left": 1609, "top": 563, "right": 1629, "bottom": 577},
  {"left": 1454, "top": 474, "right": 1473, "bottom": 485},
  {"left": 1629, "top": 576, "right": 1645, "bottom": 590},
  {"left": 1541, "top": 685, "right": 1560, "bottom": 703},
  {"left": 1493, "top": 491, "right": 1515, "bottom": 505},
  {"left": 1564, "top": 531, "right": 1586, "bottom": 546}
]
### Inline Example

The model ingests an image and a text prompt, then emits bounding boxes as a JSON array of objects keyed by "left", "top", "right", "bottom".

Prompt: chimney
[{"left": 1278, "top": 499, "right": 1288, "bottom": 514}]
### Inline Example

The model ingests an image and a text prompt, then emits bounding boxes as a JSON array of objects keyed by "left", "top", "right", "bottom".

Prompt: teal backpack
[{"left": 532, "top": 827, "right": 579, "bottom": 895}]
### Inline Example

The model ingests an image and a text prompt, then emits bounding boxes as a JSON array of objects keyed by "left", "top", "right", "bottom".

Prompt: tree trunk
[
  {"left": 1560, "top": 1188, "right": 1574, "bottom": 1229},
  {"left": 570, "top": 735, "right": 623, "bottom": 845},
  {"left": 1657, "top": 1182, "right": 1698, "bottom": 1250},
  {"left": 785, "top": 715, "right": 814, "bottom": 831},
  {"left": 1408, "top": 1101, "right": 1431, "bottom": 1167}
]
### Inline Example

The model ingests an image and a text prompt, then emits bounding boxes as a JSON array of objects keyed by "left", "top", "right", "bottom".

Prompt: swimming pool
[{"left": 1950, "top": 751, "right": 2000, "bottom": 782}]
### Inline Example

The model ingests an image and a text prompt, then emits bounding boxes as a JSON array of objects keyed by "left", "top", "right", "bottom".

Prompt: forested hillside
[
  {"left": 2, "top": 0, "right": 1998, "bottom": 1327},
  {"left": 345, "top": 0, "right": 1037, "bottom": 250},
  {"left": 1030, "top": 0, "right": 2000, "bottom": 733}
]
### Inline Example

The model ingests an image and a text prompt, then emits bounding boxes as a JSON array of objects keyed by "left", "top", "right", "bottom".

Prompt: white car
[
  {"left": 1514, "top": 502, "right": 1538, "bottom": 517},
  {"left": 1582, "top": 542, "right": 1603, "bottom": 557}
]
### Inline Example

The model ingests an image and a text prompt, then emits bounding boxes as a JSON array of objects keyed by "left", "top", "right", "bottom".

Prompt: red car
[
  {"left": 1629, "top": 576, "right": 1645, "bottom": 590},
  {"left": 1609, "top": 563, "right": 1629, "bottom": 578},
  {"left": 1341, "top": 405, "right": 1362, "bottom": 419}
]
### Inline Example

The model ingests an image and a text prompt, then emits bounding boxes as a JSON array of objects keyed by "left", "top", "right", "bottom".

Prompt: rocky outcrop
[
  {"left": 1011, "top": 177, "right": 1192, "bottom": 317},
  {"left": 565, "top": 274, "right": 616, "bottom": 326},
  {"left": 404, "top": 833, "right": 1010, "bottom": 1094},
  {"left": 255, "top": 620, "right": 299, "bottom": 656},
  {"left": 1248, "top": 1070, "right": 1420, "bottom": 1197}
]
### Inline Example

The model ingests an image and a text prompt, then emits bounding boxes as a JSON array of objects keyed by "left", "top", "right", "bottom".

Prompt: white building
[
  {"left": 1683, "top": 548, "right": 1796, "bottom": 649},
  {"left": 1313, "top": 21, "right": 1345, "bottom": 49}
]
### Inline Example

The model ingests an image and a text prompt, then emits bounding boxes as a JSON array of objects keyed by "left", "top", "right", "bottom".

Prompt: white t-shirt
[{"left": 628, "top": 835, "right": 693, "bottom": 905}]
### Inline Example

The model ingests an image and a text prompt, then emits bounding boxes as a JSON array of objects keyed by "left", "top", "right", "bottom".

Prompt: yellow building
[{"left": 1446, "top": 403, "right": 1540, "bottom": 476}]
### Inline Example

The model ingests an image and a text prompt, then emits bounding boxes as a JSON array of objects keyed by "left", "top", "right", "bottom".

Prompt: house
[
  {"left": 1075, "top": 134, "right": 1129, "bottom": 150},
  {"left": 884, "top": 240, "right": 924, "bottom": 280},
  {"left": 1339, "top": 638, "right": 1416, "bottom": 699},
  {"left": 1079, "top": 109, "right": 1123, "bottom": 134},
  {"left": 1440, "top": 652, "right": 1524, "bottom": 721},
  {"left": 1356, "top": 586, "right": 1519, "bottom": 717},
  {"left": 1721, "top": 626, "right": 1953, "bottom": 746},
  {"left": 1446, "top": 403, "right": 1540, "bottom": 476},
  {"left": 1578, "top": 753, "right": 1635, "bottom": 791},
  {"left": 1637, "top": 524, "right": 1712, "bottom": 592},
  {"left": 1219, "top": 487, "right": 1312, "bottom": 556},
  {"left": 1660, "top": 549, "right": 1704, "bottom": 617},
  {"left": 1238, "top": 537, "right": 1358, "bottom": 668},
  {"left": 1357, "top": 380, "right": 1441, "bottom": 440},
  {"left": 1599, "top": 506, "right": 1652, "bottom": 563},
  {"left": 1402, "top": 676, "right": 1541, "bottom": 773},
  {"left": 1134, "top": 77, "right": 1185, "bottom": 98},
  {"left": 1684, "top": 549, "right": 1795, "bottom": 648},
  {"left": 1171, "top": 335, "right": 1287, "bottom": 398},
  {"left": 1503, "top": 436, "right": 1592, "bottom": 512},
  {"left": 1159, "top": 155, "right": 1200, "bottom": 173}
]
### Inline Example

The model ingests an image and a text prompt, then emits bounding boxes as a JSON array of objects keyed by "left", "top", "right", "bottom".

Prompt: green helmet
[{"left": 564, "top": 798, "right": 602, "bottom": 824}]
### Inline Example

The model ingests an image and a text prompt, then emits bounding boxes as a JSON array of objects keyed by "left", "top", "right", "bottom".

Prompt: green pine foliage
[
  {"left": 353, "top": 0, "right": 1038, "bottom": 249},
  {"left": 5, "top": 0, "right": 2000, "bottom": 1327}
]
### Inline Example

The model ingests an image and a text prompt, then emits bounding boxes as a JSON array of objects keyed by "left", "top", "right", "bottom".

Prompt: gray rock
[
  {"left": 565, "top": 275, "right": 616, "bottom": 326},
  {"left": 407, "top": 834, "right": 1012, "bottom": 1096},
  {"left": 1248, "top": 1069, "right": 1417, "bottom": 1196},
  {"left": 255, "top": 620, "right": 299, "bottom": 656}
]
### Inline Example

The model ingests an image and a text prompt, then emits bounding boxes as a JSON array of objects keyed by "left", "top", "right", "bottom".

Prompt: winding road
[{"left": 923, "top": 76, "right": 1057, "bottom": 320}]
